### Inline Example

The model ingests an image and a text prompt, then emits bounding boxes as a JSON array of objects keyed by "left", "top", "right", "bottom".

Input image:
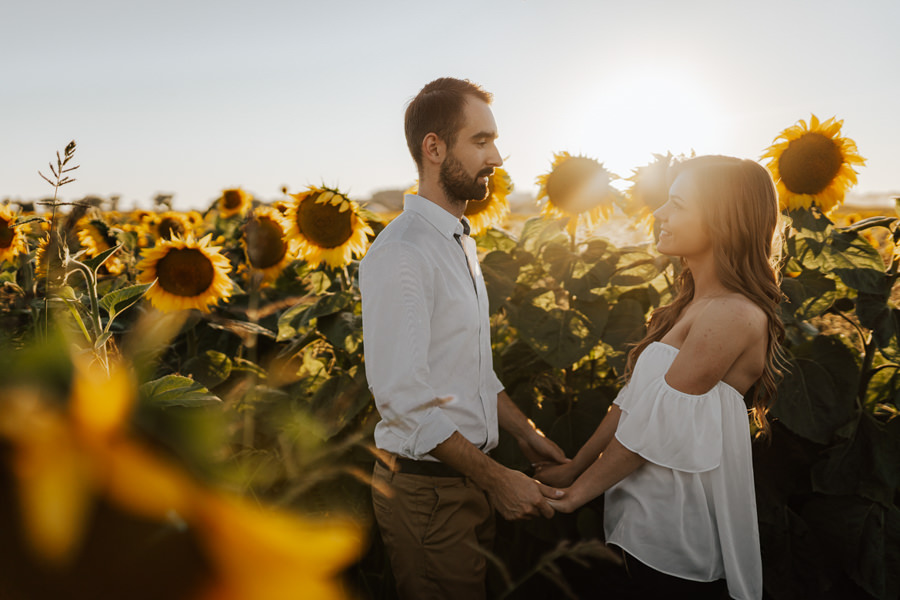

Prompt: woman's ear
[{"left": 421, "top": 132, "right": 445, "bottom": 166}]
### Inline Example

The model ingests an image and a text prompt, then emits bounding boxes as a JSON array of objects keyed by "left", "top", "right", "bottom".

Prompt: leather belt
[{"left": 377, "top": 454, "right": 464, "bottom": 478}]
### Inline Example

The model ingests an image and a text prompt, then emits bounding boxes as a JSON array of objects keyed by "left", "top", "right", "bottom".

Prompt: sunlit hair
[
  {"left": 624, "top": 155, "right": 786, "bottom": 438},
  {"left": 404, "top": 77, "right": 492, "bottom": 171}
]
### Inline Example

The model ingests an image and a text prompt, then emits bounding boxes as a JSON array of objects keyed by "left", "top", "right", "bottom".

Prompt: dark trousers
[{"left": 621, "top": 550, "right": 729, "bottom": 600}]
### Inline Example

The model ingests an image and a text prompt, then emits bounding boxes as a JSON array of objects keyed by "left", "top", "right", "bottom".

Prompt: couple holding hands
[{"left": 360, "top": 78, "right": 782, "bottom": 600}]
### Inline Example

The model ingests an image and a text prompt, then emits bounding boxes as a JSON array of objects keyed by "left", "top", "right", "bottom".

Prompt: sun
[{"left": 563, "top": 67, "right": 724, "bottom": 178}]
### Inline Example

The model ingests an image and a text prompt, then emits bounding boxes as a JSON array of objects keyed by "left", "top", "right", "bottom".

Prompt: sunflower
[
  {"left": 136, "top": 233, "right": 233, "bottom": 313},
  {"left": 218, "top": 188, "right": 253, "bottom": 219},
  {"left": 285, "top": 186, "right": 373, "bottom": 269},
  {"left": 242, "top": 206, "right": 295, "bottom": 282},
  {"left": 76, "top": 219, "right": 126, "bottom": 275},
  {"left": 404, "top": 167, "right": 513, "bottom": 235},
  {"left": 761, "top": 114, "right": 866, "bottom": 213},
  {"left": 623, "top": 152, "right": 688, "bottom": 233},
  {"left": 150, "top": 211, "right": 194, "bottom": 242},
  {"left": 536, "top": 152, "right": 622, "bottom": 235},
  {"left": 0, "top": 204, "right": 27, "bottom": 265}
]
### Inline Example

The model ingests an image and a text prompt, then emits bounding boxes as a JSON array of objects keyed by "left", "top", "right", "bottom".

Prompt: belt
[{"left": 377, "top": 454, "right": 464, "bottom": 478}]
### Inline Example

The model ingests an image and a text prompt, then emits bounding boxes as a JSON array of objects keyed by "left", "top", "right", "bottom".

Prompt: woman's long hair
[{"left": 623, "top": 155, "right": 786, "bottom": 438}]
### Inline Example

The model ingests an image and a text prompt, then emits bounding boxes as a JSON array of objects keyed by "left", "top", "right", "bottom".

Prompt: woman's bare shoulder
[{"left": 699, "top": 293, "right": 768, "bottom": 344}]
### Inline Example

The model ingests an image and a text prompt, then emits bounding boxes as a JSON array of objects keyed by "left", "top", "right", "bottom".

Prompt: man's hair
[{"left": 404, "top": 78, "right": 493, "bottom": 170}]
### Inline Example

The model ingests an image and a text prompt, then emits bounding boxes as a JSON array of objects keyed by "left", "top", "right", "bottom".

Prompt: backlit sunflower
[
  {"left": 242, "top": 206, "right": 295, "bottom": 282},
  {"left": 536, "top": 152, "right": 622, "bottom": 236},
  {"left": 0, "top": 204, "right": 27, "bottom": 265},
  {"left": 285, "top": 186, "right": 373, "bottom": 269},
  {"left": 76, "top": 219, "right": 126, "bottom": 275},
  {"left": 623, "top": 153, "right": 685, "bottom": 234},
  {"left": 136, "top": 234, "right": 233, "bottom": 313},
  {"left": 151, "top": 211, "right": 194, "bottom": 242},
  {"left": 218, "top": 188, "right": 253, "bottom": 219},
  {"left": 404, "top": 167, "right": 513, "bottom": 235},
  {"left": 761, "top": 114, "right": 865, "bottom": 213}
]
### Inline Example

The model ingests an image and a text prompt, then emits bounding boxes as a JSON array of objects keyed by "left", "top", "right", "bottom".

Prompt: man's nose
[{"left": 488, "top": 144, "right": 503, "bottom": 167}]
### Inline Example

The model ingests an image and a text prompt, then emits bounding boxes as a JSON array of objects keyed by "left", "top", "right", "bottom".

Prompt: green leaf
[
  {"left": 277, "top": 290, "right": 355, "bottom": 341},
  {"left": 856, "top": 294, "right": 898, "bottom": 347},
  {"left": 318, "top": 311, "right": 363, "bottom": 354},
  {"left": 802, "top": 496, "right": 900, "bottom": 600},
  {"left": 610, "top": 251, "right": 662, "bottom": 287},
  {"left": 183, "top": 350, "right": 233, "bottom": 389},
  {"left": 833, "top": 268, "right": 888, "bottom": 295},
  {"left": 780, "top": 269, "right": 837, "bottom": 319},
  {"left": 140, "top": 375, "right": 221, "bottom": 407},
  {"left": 601, "top": 298, "right": 646, "bottom": 354},
  {"left": 99, "top": 282, "right": 153, "bottom": 321},
  {"left": 509, "top": 288, "right": 608, "bottom": 369},
  {"left": 82, "top": 245, "right": 121, "bottom": 272},
  {"left": 518, "top": 217, "right": 567, "bottom": 256},
  {"left": 812, "top": 414, "right": 900, "bottom": 505},
  {"left": 481, "top": 250, "right": 521, "bottom": 314},
  {"left": 475, "top": 227, "right": 517, "bottom": 253},
  {"left": 771, "top": 337, "right": 858, "bottom": 444}
]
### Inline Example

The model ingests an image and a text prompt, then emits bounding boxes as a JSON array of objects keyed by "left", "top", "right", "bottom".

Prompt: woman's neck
[{"left": 685, "top": 252, "right": 729, "bottom": 300}]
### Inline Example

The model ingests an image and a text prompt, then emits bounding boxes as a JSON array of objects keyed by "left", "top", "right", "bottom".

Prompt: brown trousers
[{"left": 371, "top": 461, "right": 496, "bottom": 600}]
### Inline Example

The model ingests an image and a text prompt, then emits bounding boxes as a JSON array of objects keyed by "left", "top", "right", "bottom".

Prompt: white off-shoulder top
[{"left": 604, "top": 341, "right": 762, "bottom": 600}]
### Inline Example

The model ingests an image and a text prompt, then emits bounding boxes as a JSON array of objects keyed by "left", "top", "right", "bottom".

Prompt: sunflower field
[{"left": 1, "top": 116, "right": 898, "bottom": 600}]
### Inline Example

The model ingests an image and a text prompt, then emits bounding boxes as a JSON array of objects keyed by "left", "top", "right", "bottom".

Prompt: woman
[{"left": 537, "top": 155, "right": 784, "bottom": 600}]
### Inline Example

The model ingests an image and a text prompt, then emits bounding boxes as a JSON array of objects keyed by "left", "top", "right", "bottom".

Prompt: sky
[{"left": 3, "top": 0, "right": 899, "bottom": 211}]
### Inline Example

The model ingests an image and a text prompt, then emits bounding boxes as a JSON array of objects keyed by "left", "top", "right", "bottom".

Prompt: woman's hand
[
  {"left": 533, "top": 460, "right": 580, "bottom": 488},
  {"left": 543, "top": 486, "right": 579, "bottom": 514}
]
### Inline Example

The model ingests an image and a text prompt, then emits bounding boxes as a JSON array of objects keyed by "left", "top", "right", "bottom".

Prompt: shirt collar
[{"left": 403, "top": 194, "right": 470, "bottom": 239}]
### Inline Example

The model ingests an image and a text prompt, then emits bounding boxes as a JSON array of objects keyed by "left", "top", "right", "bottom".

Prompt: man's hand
[
  {"left": 516, "top": 424, "right": 569, "bottom": 466},
  {"left": 486, "top": 468, "right": 564, "bottom": 520}
]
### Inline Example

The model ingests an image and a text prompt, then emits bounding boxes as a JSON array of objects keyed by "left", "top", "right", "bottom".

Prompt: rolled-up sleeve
[{"left": 360, "top": 241, "right": 459, "bottom": 458}]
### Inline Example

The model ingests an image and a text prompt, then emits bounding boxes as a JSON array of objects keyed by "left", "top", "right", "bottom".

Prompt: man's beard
[{"left": 439, "top": 152, "right": 492, "bottom": 208}]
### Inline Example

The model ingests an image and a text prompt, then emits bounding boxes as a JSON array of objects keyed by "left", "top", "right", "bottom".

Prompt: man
[{"left": 359, "top": 77, "right": 569, "bottom": 599}]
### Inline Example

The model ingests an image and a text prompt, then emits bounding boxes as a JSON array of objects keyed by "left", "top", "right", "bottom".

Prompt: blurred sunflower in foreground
[
  {"left": 136, "top": 234, "right": 233, "bottom": 312},
  {"left": 536, "top": 152, "right": 622, "bottom": 236},
  {"left": 217, "top": 188, "right": 253, "bottom": 219},
  {"left": 0, "top": 204, "right": 27, "bottom": 265},
  {"left": 0, "top": 353, "right": 363, "bottom": 600},
  {"left": 241, "top": 205, "right": 295, "bottom": 283},
  {"left": 761, "top": 114, "right": 865, "bottom": 214},
  {"left": 405, "top": 167, "right": 513, "bottom": 235},
  {"left": 285, "top": 186, "right": 373, "bottom": 269},
  {"left": 76, "top": 219, "right": 126, "bottom": 275}
]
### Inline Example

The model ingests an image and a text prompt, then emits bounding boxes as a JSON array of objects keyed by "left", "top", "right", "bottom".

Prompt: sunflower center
[
  {"left": 245, "top": 217, "right": 287, "bottom": 269},
  {"left": 547, "top": 157, "right": 611, "bottom": 215},
  {"left": 223, "top": 190, "right": 243, "bottom": 209},
  {"left": 157, "top": 217, "right": 185, "bottom": 241},
  {"left": 155, "top": 248, "right": 215, "bottom": 297},
  {"left": 778, "top": 132, "right": 843, "bottom": 195},
  {"left": 296, "top": 199, "right": 353, "bottom": 248},
  {"left": 0, "top": 217, "right": 13, "bottom": 249}
]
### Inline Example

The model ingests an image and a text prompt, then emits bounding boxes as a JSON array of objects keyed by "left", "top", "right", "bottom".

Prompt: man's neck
[{"left": 417, "top": 180, "right": 467, "bottom": 219}]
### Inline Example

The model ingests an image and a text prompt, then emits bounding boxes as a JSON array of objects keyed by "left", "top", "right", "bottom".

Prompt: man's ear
[{"left": 421, "top": 132, "right": 445, "bottom": 167}]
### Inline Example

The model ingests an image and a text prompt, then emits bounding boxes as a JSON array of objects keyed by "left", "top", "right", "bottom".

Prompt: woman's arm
[
  {"left": 534, "top": 404, "right": 622, "bottom": 487},
  {"left": 547, "top": 436, "right": 646, "bottom": 513}
]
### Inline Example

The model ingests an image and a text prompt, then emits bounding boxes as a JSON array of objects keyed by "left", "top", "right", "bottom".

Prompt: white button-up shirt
[{"left": 359, "top": 194, "right": 504, "bottom": 461}]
